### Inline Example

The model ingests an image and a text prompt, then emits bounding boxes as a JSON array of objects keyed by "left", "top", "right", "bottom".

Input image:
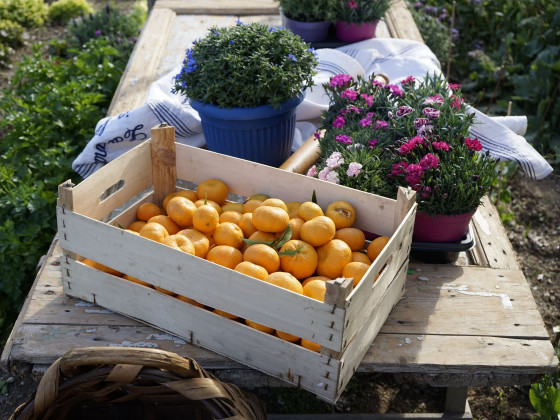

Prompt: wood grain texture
[{"left": 154, "top": 0, "right": 279, "bottom": 15}]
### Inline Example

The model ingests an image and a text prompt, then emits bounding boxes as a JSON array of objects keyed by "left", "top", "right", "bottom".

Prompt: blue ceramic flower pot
[{"left": 191, "top": 94, "right": 304, "bottom": 167}]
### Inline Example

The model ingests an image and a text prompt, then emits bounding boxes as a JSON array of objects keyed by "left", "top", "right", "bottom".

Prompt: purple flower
[
  {"left": 360, "top": 93, "right": 374, "bottom": 106},
  {"left": 419, "top": 153, "right": 439, "bottom": 170},
  {"left": 333, "top": 115, "right": 346, "bottom": 128},
  {"left": 396, "top": 105, "right": 413, "bottom": 117},
  {"left": 313, "top": 131, "right": 322, "bottom": 139},
  {"left": 288, "top": 53, "right": 298, "bottom": 62},
  {"left": 417, "top": 124, "right": 433, "bottom": 136},
  {"left": 326, "top": 152, "right": 344, "bottom": 169},
  {"left": 359, "top": 117, "right": 372, "bottom": 127},
  {"left": 414, "top": 117, "right": 430, "bottom": 128},
  {"left": 335, "top": 134, "right": 352, "bottom": 145},
  {"left": 341, "top": 89, "right": 358, "bottom": 100},
  {"left": 347, "top": 162, "right": 362, "bottom": 177},
  {"left": 422, "top": 107, "right": 441, "bottom": 119},
  {"left": 387, "top": 84, "right": 404, "bottom": 97},
  {"left": 368, "top": 139, "right": 378, "bottom": 148},
  {"left": 330, "top": 74, "right": 353, "bottom": 87},
  {"left": 374, "top": 120, "right": 388, "bottom": 130},
  {"left": 307, "top": 165, "right": 317, "bottom": 177},
  {"left": 95, "top": 29, "right": 102, "bottom": 36},
  {"left": 465, "top": 137, "right": 483, "bottom": 151}
]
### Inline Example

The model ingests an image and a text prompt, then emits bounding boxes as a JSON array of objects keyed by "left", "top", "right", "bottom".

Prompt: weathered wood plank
[
  {"left": 384, "top": 0, "right": 424, "bottom": 43},
  {"left": 154, "top": 0, "right": 279, "bottom": 15}
]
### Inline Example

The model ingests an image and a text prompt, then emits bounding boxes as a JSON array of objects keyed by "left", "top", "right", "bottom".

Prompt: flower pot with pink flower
[
  {"left": 308, "top": 72, "right": 499, "bottom": 247},
  {"left": 334, "top": 0, "right": 391, "bottom": 42},
  {"left": 278, "top": 0, "right": 336, "bottom": 43}
]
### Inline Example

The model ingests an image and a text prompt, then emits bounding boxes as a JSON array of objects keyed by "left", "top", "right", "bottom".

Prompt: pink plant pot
[
  {"left": 413, "top": 210, "right": 476, "bottom": 243},
  {"left": 335, "top": 20, "right": 378, "bottom": 43}
]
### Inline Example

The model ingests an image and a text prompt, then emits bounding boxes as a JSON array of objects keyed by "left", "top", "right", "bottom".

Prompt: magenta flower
[
  {"left": 313, "top": 131, "right": 321, "bottom": 139},
  {"left": 401, "top": 76, "right": 415, "bottom": 85},
  {"left": 349, "top": 105, "right": 362, "bottom": 113},
  {"left": 423, "top": 95, "right": 445, "bottom": 106},
  {"left": 330, "top": 74, "right": 353, "bottom": 87},
  {"left": 333, "top": 115, "right": 346, "bottom": 128},
  {"left": 422, "top": 107, "right": 441, "bottom": 119},
  {"left": 306, "top": 165, "right": 317, "bottom": 177},
  {"left": 347, "top": 162, "right": 362, "bottom": 177},
  {"left": 432, "top": 141, "right": 450, "bottom": 152},
  {"left": 450, "top": 95, "right": 464, "bottom": 110},
  {"left": 405, "top": 164, "right": 424, "bottom": 188},
  {"left": 391, "top": 161, "right": 409, "bottom": 175},
  {"left": 419, "top": 153, "right": 439, "bottom": 170},
  {"left": 448, "top": 83, "right": 461, "bottom": 91},
  {"left": 360, "top": 93, "right": 374, "bottom": 106},
  {"left": 414, "top": 117, "right": 430, "bottom": 128},
  {"left": 464, "top": 137, "right": 483, "bottom": 151},
  {"left": 359, "top": 117, "right": 372, "bottom": 127},
  {"left": 374, "top": 120, "right": 388, "bottom": 130},
  {"left": 369, "top": 139, "right": 378, "bottom": 148},
  {"left": 417, "top": 124, "right": 433, "bottom": 136},
  {"left": 421, "top": 186, "right": 432, "bottom": 199},
  {"left": 387, "top": 84, "right": 404, "bottom": 97},
  {"left": 326, "top": 151, "right": 344, "bottom": 169},
  {"left": 335, "top": 134, "right": 352, "bottom": 145},
  {"left": 372, "top": 80, "right": 384, "bottom": 88},
  {"left": 341, "top": 89, "right": 358, "bottom": 101},
  {"left": 396, "top": 105, "right": 413, "bottom": 117},
  {"left": 346, "top": 0, "right": 358, "bottom": 9}
]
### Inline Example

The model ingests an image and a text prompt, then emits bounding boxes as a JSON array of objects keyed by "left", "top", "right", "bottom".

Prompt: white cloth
[{"left": 72, "top": 38, "right": 552, "bottom": 180}]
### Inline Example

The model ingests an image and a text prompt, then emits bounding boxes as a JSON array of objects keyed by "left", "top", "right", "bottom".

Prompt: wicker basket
[{"left": 11, "top": 347, "right": 267, "bottom": 420}]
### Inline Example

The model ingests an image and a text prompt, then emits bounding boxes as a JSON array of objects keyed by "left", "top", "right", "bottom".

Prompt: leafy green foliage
[
  {"left": 334, "top": 0, "right": 392, "bottom": 24},
  {"left": 47, "top": 0, "right": 94, "bottom": 24},
  {"left": 173, "top": 21, "right": 318, "bottom": 109},
  {"left": 0, "top": 6, "right": 144, "bottom": 344},
  {"left": 409, "top": 3, "right": 451, "bottom": 68},
  {"left": 0, "top": 0, "right": 48, "bottom": 27},
  {"left": 0, "top": 18, "right": 24, "bottom": 47},
  {"left": 279, "top": 0, "right": 337, "bottom": 23},
  {"left": 530, "top": 340, "right": 560, "bottom": 418}
]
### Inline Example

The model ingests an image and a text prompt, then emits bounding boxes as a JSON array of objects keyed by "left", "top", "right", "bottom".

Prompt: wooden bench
[{"left": 2, "top": 1, "right": 557, "bottom": 418}]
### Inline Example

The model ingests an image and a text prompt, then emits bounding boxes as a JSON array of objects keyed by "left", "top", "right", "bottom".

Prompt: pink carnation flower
[
  {"left": 335, "top": 134, "right": 352, "bottom": 145},
  {"left": 464, "top": 137, "right": 482, "bottom": 151},
  {"left": 306, "top": 165, "right": 317, "bottom": 177},
  {"left": 333, "top": 115, "right": 346, "bottom": 128},
  {"left": 326, "top": 151, "right": 344, "bottom": 169},
  {"left": 330, "top": 74, "right": 353, "bottom": 87},
  {"left": 326, "top": 170, "right": 340, "bottom": 184},
  {"left": 420, "top": 153, "right": 439, "bottom": 170},
  {"left": 341, "top": 89, "right": 358, "bottom": 101},
  {"left": 347, "top": 162, "right": 362, "bottom": 177},
  {"left": 360, "top": 93, "right": 374, "bottom": 106}
]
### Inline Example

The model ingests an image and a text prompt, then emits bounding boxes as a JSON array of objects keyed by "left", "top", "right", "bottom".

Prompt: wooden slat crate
[{"left": 56, "top": 124, "right": 417, "bottom": 403}]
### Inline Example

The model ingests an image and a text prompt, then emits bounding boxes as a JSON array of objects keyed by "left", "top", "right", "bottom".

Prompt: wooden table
[{"left": 2, "top": 1, "right": 557, "bottom": 418}]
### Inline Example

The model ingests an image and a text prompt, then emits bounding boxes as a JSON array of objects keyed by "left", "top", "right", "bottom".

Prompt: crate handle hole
[{"left": 99, "top": 179, "right": 125, "bottom": 202}]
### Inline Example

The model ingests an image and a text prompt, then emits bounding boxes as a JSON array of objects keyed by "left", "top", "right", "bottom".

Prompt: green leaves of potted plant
[
  {"left": 278, "top": 0, "right": 337, "bottom": 42},
  {"left": 334, "top": 0, "right": 392, "bottom": 42},
  {"left": 172, "top": 21, "right": 318, "bottom": 167},
  {"left": 308, "top": 73, "right": 499, "bottom": 243}
]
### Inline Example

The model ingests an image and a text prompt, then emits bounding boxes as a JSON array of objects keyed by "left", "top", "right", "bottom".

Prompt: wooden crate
[{"left": 57, "top": 124, "right": 416, "bottom": 403}]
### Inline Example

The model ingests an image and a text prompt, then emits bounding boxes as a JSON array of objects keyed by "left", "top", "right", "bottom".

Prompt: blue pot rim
[{"left": 190, "top": 93, "right": 305, "bottom": 121}]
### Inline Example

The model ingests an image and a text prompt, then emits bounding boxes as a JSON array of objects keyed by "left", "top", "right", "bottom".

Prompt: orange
[
  {"left": 213, "top": 222, "right": 244, "bottom": 249},
  {"left": 196, "top": 178, "right": 229, "bottom": 205},
  {"left": 303, "top": 279, "right": 326, "bottom": 301},
  {"left": 234, "top": 261, "right": 269, "bottom": 280},
  {"left": 367, "top": 236, "right": 391, "bottom": 262},
  {"left": 286, "top": 201, "right": 302, "bottom": 219},
  {"left": 162, "top": 192, "right": 178, "bottom": 213},
  {"left": 243, "top": 199, "right": 263, "bottom": 213},
  {"left": 301, "top": 339, "right": 320, "bottom": 353},
  {"left": 148, "top": 215, "right": 180, "bottom": 235},
  {"left": 161, "top": 234, "right": 196, "bottom": 255},
  {"left": 176, "top": 295, "right": 205, "bottom": 309},
  {"left": 300, "top": 216, "right": 336, "bottom": 247},
  {"left": 301, "top": 275, "right": 330, "bottom": 287},
  {"left": 123, "top": 274, "right": 152, "bottom": 288},
  {"left": 221, "top": 202, "right": 244, "bottom": 214},
  {"left": 334, "top": 227, "right": 366, "bottom": 251},
  {"left": 288, "top": 217, "right": 304, "bottom": 240},
  {"left": 263, "top": 271, "right": 303, "bottom": 343},
  {"left": 325, "top": 200, "right": 356, "bottom": 229},
  {"left": 166, "top": 196, "right": 197, "bottom": 227},
  {"left": 178, "top": 228, "right": 210, "bottom": 258},
  {"left": 139, "top": 222, "right": 169, "bottom": 243},
  {"left": 213, "top": 308, "right": 239, "bottom": 320},
  {"left": 248, "top": 193, "right": 269, "bottom": 201},
  {"left": 206, "top": 245, "right": 243, "bottom": 269},
  {"left": 219, "top": 210, "right": 243, "bottom": 225},
  {"left": 279, "top": 239, "right": 318, "bottom": 280},
  {"left": 252, "top": 206, "right": 289, "bottom": 233},
  {"left": 342, "top": 261, "right": 370, "bottom": 287},
  {"left": 82, "top": 258, "right": 122, "bottom": 277},
  {"left": 127, "top": 220, "right": 146, "bottom": 233},
  {"left": 243, "top": 244, "right": 280, "bottom": 274},
  {"left": 175, "top": 189, "right": 199, "bottom": 203},
  {"left": 351, "top": 251, "right": 371, "bottom": 265},
  {"left": 194, "top": 199, "right": 222, "bottom": 214},
  {"left": 248, "top": 230, "right": 276, "bottom": 243},
  {"left": 245, "top": 319, "right": 275, "bottom": 334},
  {"left": 204, "top": 230, "right": 216, "bottom": 247},
  {"left": 137, "top": 202, "right": 162, "bottom": 222},
  {"left": 238, "top": 213, "right": 258, "bottom": 238},
  {"left": 260, "top": 198, "right": 288, "bottom": 212},
  {"left": 316, "top": 239, "right": 352, "bottom": 279},
  {"left": 298, "top": 201, "right": 324, "bottom": 221},
  {"left": 193, "top": 204, "right": 220, "bottom": 233}
]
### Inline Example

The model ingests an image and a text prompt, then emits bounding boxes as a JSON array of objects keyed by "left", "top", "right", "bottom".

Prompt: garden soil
[{"left": 1, "top": 9, "right": 559, "bottom": 419}]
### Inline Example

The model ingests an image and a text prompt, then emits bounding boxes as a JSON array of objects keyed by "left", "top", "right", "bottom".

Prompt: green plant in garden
[
  {"left": 172, "top": 21, "right": 318, "bottom": 109},
  {"left": 530, "top": 334, "right": 560, "bottom": 418},
  {"left": 0, "top": 0, "right": 48, "bottom": 27},
  {"left": 0, "top": 6, "right": 144, "bottom": 344},
  {"left": 334, "top": 0, "right": 392, "bottom": 24},
  {"left": 278, "top": 0, "right": 337, "bottom": 23},
  {"left": 47, "top": 0, "right": 94, "bottom": 24},
  {"left": 0, "top": 19, "right": 24, "bottom": 47},
  {"left": 409, "top": 2, "right": 452, "bottom": 69}
]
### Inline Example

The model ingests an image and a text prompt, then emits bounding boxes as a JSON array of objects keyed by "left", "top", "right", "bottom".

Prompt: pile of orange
[{"left": 82, "top": 178, "right": 391, "bottom": 353}]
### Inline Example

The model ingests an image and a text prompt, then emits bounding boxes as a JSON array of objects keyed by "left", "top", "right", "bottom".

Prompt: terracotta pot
[
  {"left": 335, "top": 20, "right": 378, "bottom": 43},
  {"left": 413, "top": 210, "right": 476, "bottom": 243}
]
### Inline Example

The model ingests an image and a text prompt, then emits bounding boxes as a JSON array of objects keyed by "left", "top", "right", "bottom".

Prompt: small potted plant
[
  {"left": 307, "top": 73, "right": 499, "bottom": 243},
  {"left": 172, "top": 20, "right": 318, "bottom": 167},
  {"left": 334, "top": 0, "right": 392, "bottom": 42},
  {"left": 278, "top": 0, "right": 337, "bottom": 43}
]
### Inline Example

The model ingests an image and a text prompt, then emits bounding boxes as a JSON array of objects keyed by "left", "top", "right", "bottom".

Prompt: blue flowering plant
[
  {"left": 335, "top": 0, "right": 392, "bottom": 24},
  {"left": 307, "top": 73, "right": 499, "bottom": 216},
  {"left": 172, "top": 21, "right": 318, "bottom": 110}
]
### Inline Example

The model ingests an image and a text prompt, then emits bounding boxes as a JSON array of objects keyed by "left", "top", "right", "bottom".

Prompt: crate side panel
[
  {"left": 175, "top": 144, "right": 398, "bottom": 237},
  {"left": 63, "top": 259, "right": 340, "bottom": 402},
  {"left": 333, "top": 262, "right": 408, "bottom": 402},
  {"left": 69, "top": 140, "right": 153, "bottom": 220},
  {"left": 342, "top": 205, "right": 415, "bottom": 346},
  {"left": 57, "top": 208, "right": 348, "bottom": 351}
]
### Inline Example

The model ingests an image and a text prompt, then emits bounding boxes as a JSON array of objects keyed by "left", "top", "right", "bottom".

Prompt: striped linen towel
[{"left": 72, "top": 38, "right": 552, "bottom": 180}]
